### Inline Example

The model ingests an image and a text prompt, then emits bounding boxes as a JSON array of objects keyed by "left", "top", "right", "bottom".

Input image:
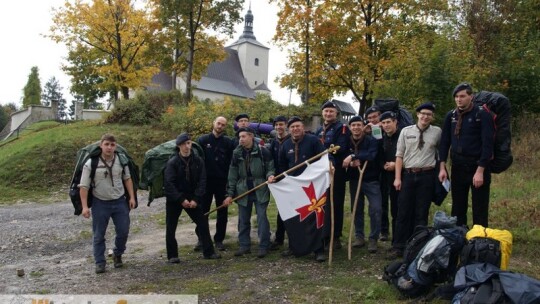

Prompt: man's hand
[
  {"left": 181, "top": 200, "right": 190, "bottom": 208},
  {"left": 342, "top": 155, "right": 353, "bottom": 168},
  {"left": 394, "top": 179, "right": 402, "bottom": 191},
  {"left": 223, "top": 196, "right": 233, "bottom": 207},
  {"left": 189, "top": 200, "right": 198, "bottom": 208},
  {"left": 384, "top": 162, "right": 396, "bottom": 171},
  {"left": 473, "top": 171, "right": 484, "bottom": 188},
  {"left": 81, "top": 207, "right": 91, "bottom": 219},
  {"left": 439, "top": 169, "right": 448, "bottom": 183},
  {"left": 129, "top": 198, "right": 136, "bottom": 210}
]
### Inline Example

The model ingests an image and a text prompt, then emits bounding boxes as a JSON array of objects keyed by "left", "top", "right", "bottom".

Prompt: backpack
[
  {"left": 453, "top": 276, "right": 511, "bottom": 304},
  {"left": 463, "top": 225, "right": 513, "bottom": 270},
  {"left": 472, "top": 91, "right": 513, "bottom": 174},
  {"left": 374, "top": 98, "right": 415, "bottom": 129},
  {"left": 69, "top": 142, "right": 139, "bottom": 216},
  {"left": 403, "top": 226, "right": 435, "bottom": 264},
  {"left": 140, "top": 139, "right": 204, "bottom": 205}
]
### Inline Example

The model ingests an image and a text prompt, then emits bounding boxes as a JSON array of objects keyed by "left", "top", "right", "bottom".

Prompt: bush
[{"left": 106, "top": 90, "right": 183, "bottom": 125}]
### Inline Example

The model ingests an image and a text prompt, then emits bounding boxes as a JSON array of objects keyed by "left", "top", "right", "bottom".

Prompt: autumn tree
[
  {"left": 149, "top": 0, "right": 243, "bottom": 104},
  {"left": 22, "top": 66, "right": 42, "bottom": 108},
  {"left": 0, "top": 106, "right": 8, "bottom": 131},
  {"left": 49, "top": 0, "right": 159, "bottom": 101}
]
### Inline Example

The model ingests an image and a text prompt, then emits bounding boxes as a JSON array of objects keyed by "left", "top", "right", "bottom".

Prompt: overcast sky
[{"left": 0, "top": 0, "right": 314, "bottom": 107}]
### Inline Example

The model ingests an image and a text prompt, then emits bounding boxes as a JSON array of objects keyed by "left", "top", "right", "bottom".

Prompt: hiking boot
[
  {"left": 113, "top": 254, "right": 123, "bottom": 268},
  {"left": 315, "top": 252, "right": 326, "bottom": 262},
  {"left": 95, "top": 263, "right": 106, "bottom": 274},
  {"left": 204, "top": 253, "right": 222, "bottom": 260},
  {"left": 168, "top": 257, "right": 180, "bottom": 264},
  {"left": 215, "top": 242, "right": 226, "bottom": 251},
  {"left": 386, "top": 248, "right": 403, "bottom": 260},
  {"left": 353, "top": 238, "right": 366, "bottom": 248},
  {"left": 193, "top": 241, "right": 202, "bottom": 252},
  {"left": 281, "top": 248, "right": 293, "bottom": 257},
  {"left": 234, "top": 247, "right": 251, "bottom": 257},
  {"left": 269, "top": 241, "right": 283, "bottom": 251},
  {"left": 368, "top": 239, "right": 378, "bottom": 253},
  {"left": 257, "top": 249, "right": 268, "bottom": 258},
  {"left": 380, "top": 233, "right": 389, "bottom": 242}
]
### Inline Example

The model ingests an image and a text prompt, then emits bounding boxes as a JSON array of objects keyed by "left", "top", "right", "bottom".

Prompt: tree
[
  {"left": 0, "top": 106, "right": 9, "bottom": 131},
  {"left": 22, "top": 66, "right": 42, "bottom": 108},
  {"left": 49, "top": 0, "right": 160, "bottom": 100},
  {"left": 42, "top": 77, "right": 64, "bottom": 107},
  {"left": 150, "top": 0, "right": 243, "bottom": 104}
]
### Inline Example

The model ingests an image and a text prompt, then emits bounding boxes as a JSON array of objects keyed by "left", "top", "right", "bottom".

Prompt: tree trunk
[{"left": 184, "top": 40, "right": 195, "bottom": 104}]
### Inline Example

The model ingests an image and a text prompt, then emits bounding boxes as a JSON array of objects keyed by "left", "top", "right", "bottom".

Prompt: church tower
[{"left": 228, "top": 5, "right": 270, "bottom": 92}]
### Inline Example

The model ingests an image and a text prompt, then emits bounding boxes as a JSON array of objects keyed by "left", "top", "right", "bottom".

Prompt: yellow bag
[{"left": 465, "top": 225, "right": 513, "bottom": 270}]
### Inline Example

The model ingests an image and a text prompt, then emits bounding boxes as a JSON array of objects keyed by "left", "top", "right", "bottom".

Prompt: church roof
[{"left": 254, "top": 82, "right": 270, "bottom": 92}]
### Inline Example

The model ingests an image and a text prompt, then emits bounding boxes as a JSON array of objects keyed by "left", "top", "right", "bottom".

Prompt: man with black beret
[
  {"left": 164, "top": 133, "right": 221, "bottom": 263},
  {"left": 389, "top": 102, "right": 441, "bottom": 259},
  {"left": 342, "top": 116, "right": 381, "bottom": 253},
  {"left": 439, "top": 83, "right": 495, "bottom": 227},
  {"left": 269, "top": 115, "right": 290, "bottom": 250},
  {"left": 233, "top": 113, "right": 265, "bottom": 147},
  {"left": 315, "top": 100, "right": 350, "bottom": 250}
]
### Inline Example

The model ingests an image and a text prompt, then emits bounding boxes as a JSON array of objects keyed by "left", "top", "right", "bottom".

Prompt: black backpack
[
  {"left": 473, "top": 91, "right": 513, "bottom": 174},
  {"left": 454, "top": 276, "right": 511, "bottom": 304},
  {"left": 403, "top": 226, "right": 435, "bottom": 264},
  {"left": 69, "top": 142, "right": 139, "bottom": 215},
  {"left": 460, "top": 237, "right": 502, "bottom": 268},
  {"left": 374, "top": 98, "right": 415, "bottom": 129}
]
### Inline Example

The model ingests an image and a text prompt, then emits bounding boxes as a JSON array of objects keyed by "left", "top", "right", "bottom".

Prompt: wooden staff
[
  {"left": 328, "top": 158, "right": 335, "bottom": 266},
  {"left": 348, "top": 161, "right": 368, "bottom": 260},
  {"left": 204, "top": 145, "right": 340, "bottom": 216}
]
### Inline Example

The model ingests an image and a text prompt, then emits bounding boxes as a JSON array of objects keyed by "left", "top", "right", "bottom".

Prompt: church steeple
[{"left": 239, "top": 2, "right": 256, "bottom": 40}]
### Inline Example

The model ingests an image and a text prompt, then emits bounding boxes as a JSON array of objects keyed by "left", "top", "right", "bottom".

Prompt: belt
[{"left": 404, "top": 166, "right": 435, "bottom": 173}]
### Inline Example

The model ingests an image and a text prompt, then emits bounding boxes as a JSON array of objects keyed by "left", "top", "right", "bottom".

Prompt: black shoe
[
  {"left": 204, "top": 253, "right": 222, "bottom": 260},
  {"left": 315, "top": 253, "right": 326, "bottom": 262},
  {"left": 95, "top": 263, "right": 106, "bottom": 274},
  {"left": 333, "top": 239, "right": 342, "bottom": 250},
  {"left": 269, "top": 241, "right": 283, "bottom": 251},
  {"left": 215, "top": 242, "right": 226, "bottom": 251},
  {"left": 168, "top": 257, "right": 180, "bottom": 264},
  {"left": 281, "top": 249, "right": 293, "bottom": 257},
  {"left": 193, "top": 241, "right": 202, "bottom": 252},
  {"left": 112, "top": 255, "right": 123, "bottom": 268},
  {"left": 257, "top": 249, "right": 268, "bottom": 258},
  {"left": 234, "top": 247, "right": 251, "bottom": 257},
  {"left": 386, "top": 249, "right": 403, "bottom": 260},
  {"left": 380, "top": 233, "right": 389, "bottom": 242}
]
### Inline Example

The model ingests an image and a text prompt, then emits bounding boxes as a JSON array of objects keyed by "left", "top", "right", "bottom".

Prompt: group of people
[{"left": 78, "top": 82, "right": 495, "bottom": 273}]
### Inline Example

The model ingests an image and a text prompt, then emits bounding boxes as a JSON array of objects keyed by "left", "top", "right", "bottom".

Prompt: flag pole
[
  {"left": 328, "top": 159, "right": 335, "bottom": 266},
  {"left": 347, "top": 161, "right": 368, "bottom": 260},
  {"left": 204, "top": 145, "right": 340, "bottom": 216}
]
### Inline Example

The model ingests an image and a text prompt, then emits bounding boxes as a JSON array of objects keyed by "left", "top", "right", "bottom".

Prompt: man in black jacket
[
  {"left": 164, "top": 133, "right": 221, "bottom": 263},
  {"left": 197, "top": 116, "right": 234, "bottom": 251}
]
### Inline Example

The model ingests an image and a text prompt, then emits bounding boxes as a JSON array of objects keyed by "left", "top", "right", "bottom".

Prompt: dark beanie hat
[
  {"left": 380, "top": 111, "right": 397, "bottom": 121},
  {"left": 348, "top": 115, "right": 364, "bottom": 125},
  {"left": 176, "top": 132, "right": 191, "bottom": 145},
  {"left": 235, "top": 113, "right": 250, "bottom": 121},
  {"left": 321, "top": 100, "right": 338, "bottom": 110},
  {"left": 452, "top": 82, "right": 473, "bottom": 97},
  {"left": 365, "top": 106, "right": 380, "bottom": 116},
  {"left": 287, "top": 116, "right": 303, "bottom": 127},
  {"left": 273, "top": 115, "right": 288, "bottom": 126},
  {"left": 416, "top": 102, "right": 436, "bottom": 112},
  {"left": 236, "top": 127, "right": 255, "bottom": 137}
]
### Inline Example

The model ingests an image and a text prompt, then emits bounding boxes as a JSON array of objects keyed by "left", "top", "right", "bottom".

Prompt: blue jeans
[
  {"left": 237, "top": 201, "right": 270, "bottom": 250},
  {"left": 349, "top": 180, "right": 382, "bottom": 240},
  {"left": 91, "top": 197, "right": 130, "bottom": 265}
]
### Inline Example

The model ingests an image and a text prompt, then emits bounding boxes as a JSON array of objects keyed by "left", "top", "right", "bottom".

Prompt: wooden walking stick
[
  {"left": 328, "top": 159, "right": 335, "bottom": 266},
  {"left": 347, "top": 161, "right": 368, "bottom": 260},
  {"left": 204, "top": 145, "right": 340, "bottom": 216}
]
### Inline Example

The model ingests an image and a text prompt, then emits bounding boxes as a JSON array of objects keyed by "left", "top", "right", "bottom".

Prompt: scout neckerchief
[
  {"left": 416, "top": 124, "right": 430, "bottom": 150},
  {"left": 454, "top": 102, "right": 474, "bottom": 139},
  {"left": 100, "top": 154, "right": 116, "bottom": 186}
]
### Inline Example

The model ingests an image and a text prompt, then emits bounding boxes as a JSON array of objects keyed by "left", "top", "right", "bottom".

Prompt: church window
[{"left": 255, "top": 58, "right": 259, "bottom": 66}]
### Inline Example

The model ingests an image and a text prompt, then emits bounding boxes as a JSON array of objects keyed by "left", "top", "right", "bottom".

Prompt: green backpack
[
  {"left": 69, "top": 141, "right": 140, "bottom": 215},
  {"left": 140, "top": 139, "right": 204, "bottom": 205}
]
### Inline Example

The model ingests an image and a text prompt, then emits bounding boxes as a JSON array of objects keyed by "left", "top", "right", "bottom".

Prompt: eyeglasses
[{"left": 418, "top": 112, "right": 433, "bottom": 117}]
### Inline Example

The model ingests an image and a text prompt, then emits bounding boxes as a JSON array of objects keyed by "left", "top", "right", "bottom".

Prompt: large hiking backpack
[
  {"left": 472, "top": 91, "right": 513, "bottom": 174},
  {"left": 453, "top": 276, "right": 511, "bottom": 304},
  {"left": 461, "top": 225, "right": 513, "bottom": 270},
  {"left": 140, "top": 139, "right": 204, "bottom": 205},
  {"left": 69, "top": 142, "right": 139, "bottom": 216},
  {"left": 403, "top": 226, "right": 435, "bottom": 265},
  {"left": 374, "top": 98, "right": 415, "bottom": 129}
]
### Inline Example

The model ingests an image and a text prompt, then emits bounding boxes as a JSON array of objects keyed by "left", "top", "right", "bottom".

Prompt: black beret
[
  {"left": 175, "top": 132, "right": 191, "bottom": 145},
  {"left": 416, "top": 102, "right": 436, "bottom": 113},
  {"left": 348, "top": 115, "right": 364, "bottom": 125},
  {"left": 287, "top": 116, "right": 303, "bottom": 127},
  {"left": 365, "top": 106, "right": 380, "bottom": 116},
  {"left": 236, "top": 127, "right": 255, "bottom": 136},
  {"left": 452, "top": 82, "right": 473, "bottom": 97},
  {"left": 380, "top": 111, "right": 397, "bottom": 121},
  {"left": 321, "top": 101, "right": 338, "bottom": 110},
  {"left": 235, "top": 113, "right": 250, "bottom": 121},
  {"left": 273, "top": 115, "right": 288, "bottom": 126}
]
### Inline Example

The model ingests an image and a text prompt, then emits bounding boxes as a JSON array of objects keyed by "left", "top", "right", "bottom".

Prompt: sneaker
[
  {"left": 380, "top": 233, "right": 389, "bottom": 242},
  {"left": 315, "top": 252, "right": 326, "bottom": 262},
  {"left": 193, "top": 241, "right": 202, "bottom": 252},
  {"left": 269, "top": 241, "right": 283, "bottom": 251},
  {"left": 353, "top": 238, "right": 365, "bottom": 248},
  {"left": 368, "top": 239, "right": 378, "bottom": 253},
  {"left": 113, "top": 255, "right": 123, "bottom": 268},
  {"left": 204, "top": 253, "right": 222, "bottom": 260},
  {"left": 386, "top": 248, "right": 403, "bottom": 260},
  {"left": 257, "top": 249, "right": 268, "bottom": 258},
  {"left": 95, "top": 263, "right": 106, "bottom": 274},
  {"left": 234, "top": 247, "right": 251, "bottom": 257},
  {"left": 168, "top": 257, "right": 180, "bottom": 264},
  {"left": 215, "top": 242, "right": 226, "bottom": 251},
  {"left": 281, "top": 248, "right": 293, "bottom": 257}
]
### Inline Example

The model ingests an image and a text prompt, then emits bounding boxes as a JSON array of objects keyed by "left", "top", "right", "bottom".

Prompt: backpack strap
[{"left": 89, "top": 156, "right": 99, "bottom": 187}]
